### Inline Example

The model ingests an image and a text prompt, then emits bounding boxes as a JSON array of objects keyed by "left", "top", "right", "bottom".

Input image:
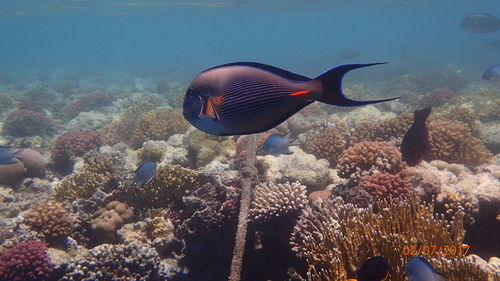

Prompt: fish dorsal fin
[{"left": 206, "top": 62, "right": 312, "bottom": 82}]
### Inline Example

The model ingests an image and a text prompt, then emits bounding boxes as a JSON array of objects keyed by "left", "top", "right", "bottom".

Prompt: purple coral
[
  {"left": 360, "top": 172, "right": 413, "bottom": 199},
  {"left": 51, "top": 129, "right": 102, "bottom": 173},
  {"left": 0, "top": 240, "right": 54, "bottom": 281},
  {"left": 3, "top": 109, "right": 54, "bottom": 137}
]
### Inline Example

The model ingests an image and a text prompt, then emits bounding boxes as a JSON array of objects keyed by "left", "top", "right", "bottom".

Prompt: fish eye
[{"left": 183, "top": 94, "right": 204, "bottom": 120}]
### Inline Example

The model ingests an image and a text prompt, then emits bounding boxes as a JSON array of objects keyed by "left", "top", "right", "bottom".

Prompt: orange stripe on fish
[
  {"left": 203, "top": 99, "right": 218, "bottom": 119},
  {"left": 288, "top": 90, "right": 309, "bottom": 96},
  {"left": 213, "top": 92, "right": 224, "bottom": 105}
]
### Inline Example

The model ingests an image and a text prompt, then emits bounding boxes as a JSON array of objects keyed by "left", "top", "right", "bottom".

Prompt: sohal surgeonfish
[
  {"left": 401, "top": 107, "right": 431, "bottom": 166},
  {"left": 354, "top": 256, "right": 390, "bottom": 281},
  {"left": 263, "top": 133, "right": 297, "bottom": 156},
  {"left": 405, "top": 256, "right": 446, "bottom": 281},
  {"left": 134, "top": 161, "right": 157, "bottom": 188},
  {"left": 183, "top": 62, "right": 399, "bottom": 136},
  {"left": 0, "top": 145, "right": 23, "bottom": 165},
  {"left": 482, "top": 65, "right": 500, "bottom": 82}
]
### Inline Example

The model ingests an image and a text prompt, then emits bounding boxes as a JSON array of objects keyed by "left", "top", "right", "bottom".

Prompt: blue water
[{"left": 0, "top": 0, "right": 498, "bottom": 82}]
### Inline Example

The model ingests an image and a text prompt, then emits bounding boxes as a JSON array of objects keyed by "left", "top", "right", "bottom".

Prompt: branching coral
[
  {"left": 3, "top": 109, "right": 55, "bottom": 137},
  {"left": 302, "top": 125, "right": 348, "bottom": 167},
  {"left": 348, "top": 113, "right": 413, "bottom": 145},
  {"left": 337, "top": 141, "right": 406, "bottom": 183},
  {"left": 52, "top": 171, "right": 106, "bottom": 201},
  {"left": 22, "top": 200, "right": 73, "bottom": 246},
  {"left": 418, "top": 88, "right": 455, "bottom": 107},
  {"left": 251, "top": 181, "right": 308, "bottom": 222},
  {"left": 359, "top": 173, "right": 413, "bottom": 200},
  {"left": 291, "top": 196, "right": 492, "bottom": 281},
  {"left": 51, "top": 129, "right": 102, "bottom": 173},
  {"left": 130, "top": 108, "right": 189, "bottom": 147},
  {"left": 433, "top": 105, "right": 481, "bottom": 137},
  {"left": 137, "top": 165, "right": 200, "bottom": 207},
  {"left": 428, "top": 120, "right": 492, "bottom": 167},
  {"left": 0, "top": 240, "right": 54, "bottom": 281}
]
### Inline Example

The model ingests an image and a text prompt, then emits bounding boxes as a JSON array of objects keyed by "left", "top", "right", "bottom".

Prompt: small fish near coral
[
  {"left": 183, "top": 62, "right": 399, "bottom": 136},
  {"left": 401, "top": 107, "right": 431, "bottom": 166},
  {"left": 482, "top": 65, "right": 500, "bottom": 82},
  {"left": 405, "top": 256, "right": 446, "bottom": 281},
  {"left": 134, "top": 161, "right": 157, "bottom": 188},
  {"left": 0, "top": 145, "right": 23, "bottom": 165},
  {"left": 263, "top": 133, "right": 297, "bottom": 156},
  {"left": 347, "top": 256, "right": 389, "bottom": 281}
]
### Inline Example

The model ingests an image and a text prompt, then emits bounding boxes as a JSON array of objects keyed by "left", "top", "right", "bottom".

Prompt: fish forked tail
[{"left": 314, "top": 62, "right": 400, "bottom": 106}]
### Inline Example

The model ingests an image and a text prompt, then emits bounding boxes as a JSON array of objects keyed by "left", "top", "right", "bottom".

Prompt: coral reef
[
  {"left": 61, "top": 91, "right": 113, "bottom": 119},
  {"left": 434, "top": 105, "right": 481, "bottom": 137},
  {"left": 337, "top": 141, "right": 406, "bottom": 183},
  {"left": 91, "top": 201, "right": 134, "bottom": 244},
  {"left": 251, "top": 181, "right": 308, "bottom": 222},
  {"left": 428, "top": 120, "right": 492, "bottom": 167},
  {"left": 51, "top": 129, "right": 102, "bottom": 173},
  {"left": 137, "top": 165, "right": 200, "bottom": 207},
  {"left": 359, "top": 172, "right": 413, "bottom": 200},
  {"left": 183, "top": 129, "right": 234, "bottom": 168},
  {"left": 22, "top": 200, "right": 73, "bottom": 246},
  {"left": 0, "top": 240, "right": 54, "bottom": 281},
  {"left": 302, "top": 124, "right": 348, "bottom": 167},
  {"left": 0, "top": 94, "right": 13, "bottom": 115},
  {"left": 348, "top": 112, "right": 413, "bottom": 144},
  {"left": 418, "top": 88, "right": 455, "bottom": 107},
  {"left": 3, "top": 109, "right": 55, "bottom": 137}
]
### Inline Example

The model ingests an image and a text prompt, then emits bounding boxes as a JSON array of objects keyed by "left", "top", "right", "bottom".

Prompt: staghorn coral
[
  {"left": 91, "top": 201, "right": 134, "bottom": 244},
  {"left": 0, "top": 240, "right": 54, "bottom": 281},
  {"left": 51, "top": 129, "right": 102, "bottom": 173},
  {"left": 22, "top": 200, "right": 73, "bottom": 246},
  {"left": 291, "top": 196, "right": 492, "bottom": 281},
  {"left": 251, "top": 181, "right": 308, "bottom": 222},
  {"left": 359, "top": 172, "right": 413, "bottom": 200},
  {"left": 336, "top": 141, "right": 406, "bottom": 183},
  {"left": 130, "top": 108, "right": 189, "bottom": 147},
  {"left": 302, "top": 125, "right": 348, "bottom": 167},
  {"left": 428, "top": 120, "right": 492, "bottom": 167},
  {"left": 137, "top": 165, "right": 200, "bottom": 207},
  {"left": 3, "top": 109, "right": 55, "bottom": 137}
]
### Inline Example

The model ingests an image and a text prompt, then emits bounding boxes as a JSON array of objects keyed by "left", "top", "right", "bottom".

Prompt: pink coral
[
  {"left": 360, "top": 173, "right": 413, "bottom": 199},
  {"left": 51, "top": 129, "right": 102, "bottom": 173},
  {"left": 3, "top": 109, "right": 54, "bottom": 137},
  {"left": 0, "top": 240, "right": 53, "bottom": 281}
]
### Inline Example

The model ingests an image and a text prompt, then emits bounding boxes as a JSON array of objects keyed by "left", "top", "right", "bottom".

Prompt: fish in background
[
  {"left": 483, "top": 39, "right": 500, "bottom": 53},
  {"left": 352, "top": 256, "right": 390, "bottom": 281},
  {"left": 183, "top": 62, "right": 399, "bottom": 136},
  {"left": 263, "top": 133, "right": 297, "bottom": 155},
  {"left": 401, "top": 107, "right": 431, "bottom": 167},
  {"left": 0, "top": 145, "right": 23, "bottom": 165},
  {"left": 134, "top": 161, "right": 157, "bottom": 188},
  {"left": 340, "top": 48, "right": 359, "bottom": 60},
  {"left": 460, "top": 13, "right": 500, "bottom": 33},
  {"left": 405, "top": 256, "right": 446, "bottom": 281},
  {"left": 482, "top": 65, "right": 500, "bottom": 82}
]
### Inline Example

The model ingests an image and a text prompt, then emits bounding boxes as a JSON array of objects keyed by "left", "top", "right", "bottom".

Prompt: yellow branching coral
[{"left": 290, "top": 196, "right": 493, "bottom": 281}]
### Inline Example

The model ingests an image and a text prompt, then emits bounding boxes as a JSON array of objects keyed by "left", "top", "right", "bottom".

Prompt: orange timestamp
[{"left": 402, "top": 245, "right": 470, "bottom": 256}]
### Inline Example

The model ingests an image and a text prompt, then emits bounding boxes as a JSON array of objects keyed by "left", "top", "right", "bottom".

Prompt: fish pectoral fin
[{"left": 203, "top": 98, "right": 220, "bottom": 120}]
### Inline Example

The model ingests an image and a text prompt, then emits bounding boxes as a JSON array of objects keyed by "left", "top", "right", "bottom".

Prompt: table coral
[
  {"left": 337, "top": 141, "right": 406, "bottom": 183},
  {"left": 0, "top": 240, "right": 54, "bottom": 281},
  {"left": 251, "top": 181, "right": 308, "bottom": 222},
  {"left": 3, "top": 109, "right": 55, "bottom": 137},
  {"left": 51, "top": 129, "right": 102, "bottom": 173},
  {"left": 22, "top": 200, "right": 73, "bottom": 246},
  {"left": 360, "top": 172, "right": 413, "bottom": 200},
  {"left": 137, "top": 165, "right": 199, "bottom": 207},
  {"left": 428, "top": 120, "right": 492, "bottom": 167}
]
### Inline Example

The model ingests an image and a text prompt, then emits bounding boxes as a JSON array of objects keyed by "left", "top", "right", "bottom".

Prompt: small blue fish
[
  {"left": 183, "top": 62, "right": 399, "bottom": 136},
  {"left": 0, "top": 146, "right": 23, "bottom": 165},
  {"left": 482, "top": 65, "right": 500, "bottom": 82},
  {"left": 134, "top": 161, "right": 157, "bottom": 188},
  {"left": 263, "top": 133, "right": 297, "bottom": 156},
  {"left": 405, "top": 256, "right": 446, "bottom": 281},
  {"left": 356, "top": 256, "right": 390, "bottom": 281}
]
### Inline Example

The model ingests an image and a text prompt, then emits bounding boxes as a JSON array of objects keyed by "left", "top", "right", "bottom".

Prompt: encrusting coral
[
  {"left": 251, "top": 181, "right": 308, "bottom": 222},
  {"left": 22, "top": 200, "right": 73, "bottom": 246},
  {"left": 290, "top": 195, "right": 493, "bottom": 281},
  {"left": 0, "top": 240, "right": 54, "bottom": 281}
]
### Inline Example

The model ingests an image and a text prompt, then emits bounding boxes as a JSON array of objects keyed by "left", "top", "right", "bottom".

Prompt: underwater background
[{"left": 0, "top": 0, "right": 499, "bottom": 281}]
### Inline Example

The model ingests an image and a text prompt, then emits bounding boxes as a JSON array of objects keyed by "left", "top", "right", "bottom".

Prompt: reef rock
[
  {"left": 480, "top": 121, "right": 500, "bottom": 155},
  {"left": 258, "top": 146, "right": 333, "bottom": 191}
]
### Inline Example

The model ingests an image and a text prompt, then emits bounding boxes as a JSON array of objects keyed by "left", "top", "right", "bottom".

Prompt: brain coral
[
  {"left": 22, "top": 200, "right": 73, "bottom": 246},
  {"left": 91, "top": 201, "right": 134, "bottom": 244},
  {"left": 303, "top": 125, "right": 348, "bottom": 167},
  {"left": 337, "top": 141, "right": 406, "bottom": 183},
  {"left": 0, "top": 240, "right": 54, "bottom": 281},
  {"left": 428, "top": 120, "right": 492, "bottom": 167},
  {"left": 137, "top": 165, "right": 200, "bottom": 207},
  {"left": 3, "top": 109, "right": 55, "bottom": 137},
  {"left": 251, "top": 181, "right": 308, "bottom": 222},
  {"left": 51, "top": 129, "right": 102, "bottom": 173},
  {"left": 360, "top": 173, "right": 413, "bottom": 200}
]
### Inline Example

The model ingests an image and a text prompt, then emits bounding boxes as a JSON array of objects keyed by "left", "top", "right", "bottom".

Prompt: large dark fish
[
  {"left": 355, "top": 256, "right": 390, "bottom": 281},
  {"left": 183, "top": 62, "right": 399, "bottom": 136},
  {"left": 134, "top": 161, "right": 157, "bottom": 188},
  {"left": 401, "top": 107, "right": 431, "bottom": 166},
  {"left": 0, "top": 145, "right": 23, "bottom": 165},
  {"left": 460, "top": 13, "right": 500, "bottom": 33},
  {"left": 405, "top": 256, "right": 446, "bottom": 281},
  {"left": 482, "top": 65, "right": 500, "bottom": 82}
]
